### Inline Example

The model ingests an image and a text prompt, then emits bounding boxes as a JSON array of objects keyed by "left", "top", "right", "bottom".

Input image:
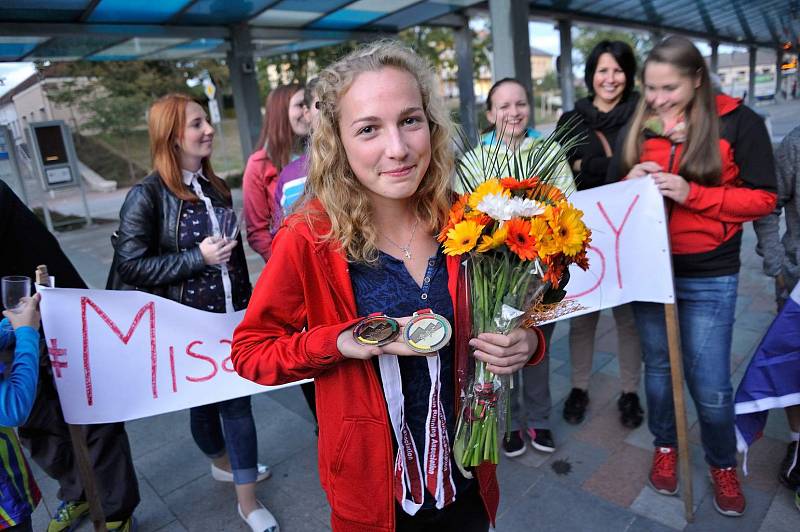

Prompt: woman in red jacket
[
  {"left": 611, "top": 36, "right": 777, "bottom": 517},
  {"left": 231, "top": 41, "right": 544, "bottom": 532},
  {"left": 242, "top": 83, "right": 308, "bottom": 262}
]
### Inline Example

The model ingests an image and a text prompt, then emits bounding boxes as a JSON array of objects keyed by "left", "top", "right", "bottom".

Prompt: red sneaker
[
  {"left": 649, "top": 447, "right": 678, "bottom": 495},
  {"left": 710, "top": 467, "right": 745, "bottom": 517}
]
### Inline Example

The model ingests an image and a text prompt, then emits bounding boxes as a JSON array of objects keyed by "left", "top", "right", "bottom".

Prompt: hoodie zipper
[{"left": 667, "top": 143, "right": 677, "bottom": 174}]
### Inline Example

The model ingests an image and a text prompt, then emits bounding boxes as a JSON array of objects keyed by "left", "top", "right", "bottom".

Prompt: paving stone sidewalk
[{"left": 23, "top": 215, "right": 796, "bottom": 531}]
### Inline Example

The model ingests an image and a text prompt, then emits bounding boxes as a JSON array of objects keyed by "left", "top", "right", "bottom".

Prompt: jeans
[
  {"left": 190, "top": 396, "right": 258, "bottom": 484},
  {"left": 633, "top": 274, "right": 739, "bottom": 469}
]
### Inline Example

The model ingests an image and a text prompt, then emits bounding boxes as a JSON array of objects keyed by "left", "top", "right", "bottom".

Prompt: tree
[
  {"left": 573, "top": 27, "right": 654, "bottom": 69},
  {"left": 41, "top": 60, "right": 218, "bottom": 181}
]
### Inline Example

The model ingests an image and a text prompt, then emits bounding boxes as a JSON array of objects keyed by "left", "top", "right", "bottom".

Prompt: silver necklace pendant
[{"left": 401, "top": 248, "right": 412, "bottom": 260}]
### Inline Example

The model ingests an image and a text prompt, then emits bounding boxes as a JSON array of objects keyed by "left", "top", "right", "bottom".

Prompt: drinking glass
[
  {"left": 208, "top": 208, "right": 242, "bottom": 268},
  {"left": 2, "top": 276, "right": 31, "bottom": 313},
  {"left": 216, "top": 208, "right": 242, "bottom": 243}
]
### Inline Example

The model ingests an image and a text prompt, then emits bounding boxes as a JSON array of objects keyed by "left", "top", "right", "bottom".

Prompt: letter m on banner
[{"left": 81, "top": 297, "right": 158, "bottom": 405}]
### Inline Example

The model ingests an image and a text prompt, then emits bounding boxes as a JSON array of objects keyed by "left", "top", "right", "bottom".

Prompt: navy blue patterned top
[
  {"left": 349, "top": 249, "right": 472, "bottom": 509},
  {"left": 176, "top": 186, "right": 250, "bottom": 313}
]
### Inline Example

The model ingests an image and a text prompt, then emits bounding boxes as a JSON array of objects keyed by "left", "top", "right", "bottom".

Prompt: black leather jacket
[{"left": 111, "top": 172, "right": 250, "bottom": 307}]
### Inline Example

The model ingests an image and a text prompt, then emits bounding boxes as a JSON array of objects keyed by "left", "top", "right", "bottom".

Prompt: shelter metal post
[
  {"left": 227, "top": 23, "right": 263, "bottom": 162},
  {"left": 455, "top": 18, "right": 478, "bottom": 146},
  {"left": 558, "top": 19, "right": 575, "bottom": 113},
  {"left": 488, "top": 0, "right": 534, "bottom": 125},
  {"left": 710, "top": 40, "right": 719, "bottom": 74},
  {"left": 776, "top": 48, "right": 784, "bottom": 101},
  {"left": 748, "top": 46, "right": 757, "bottom": 106}
]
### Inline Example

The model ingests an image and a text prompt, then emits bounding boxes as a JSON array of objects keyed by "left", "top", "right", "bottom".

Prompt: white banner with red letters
[
  {"left": 37, "top": 288, "right": 298, "bottom": 424},
  {"left": 36, "top": 178, "right": 672, "bottom": 424},
  {"left": 558, "top": 177, "right": 675, "bottom": 318}
]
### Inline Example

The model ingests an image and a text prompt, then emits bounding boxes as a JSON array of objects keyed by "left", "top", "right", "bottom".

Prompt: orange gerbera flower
[
  {"left": 574, "top": 248, "right": 590, "bottom": 271},
  {"left": 505, "top": 218, "right": 538, "bottom": 261},
  {"left": 529, "top": 182, "right": 565, "bottom": 203},
  {"left": 541, "top": 254, "right": 565, "bottom": 286},
  {"left": 438, "top": 193, "right": 471, "bottom": 242},
  {"left": 500, "top": 177, "right": 539, "bottom": 191}
]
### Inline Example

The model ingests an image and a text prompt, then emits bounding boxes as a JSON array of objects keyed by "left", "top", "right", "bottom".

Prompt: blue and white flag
[{"left": 735, "top": 282, "right": 800, "bottom": 464}]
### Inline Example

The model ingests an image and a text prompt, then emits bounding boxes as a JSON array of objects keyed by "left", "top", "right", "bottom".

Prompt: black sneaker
[
  {"left": 780, "top": 441, "right": 800, "bottom": 489},
  {"left": 527, "top": 428, "right": 555, "bottom": 453},
  {"left": 618, "top": 392, "right": 644, "bottom": 429},
  {"left": 563, "top": 388, "right": 589, "bottom": 425},
  {"left": 502, "top": 431, "right": 527, "bottom": 457}
]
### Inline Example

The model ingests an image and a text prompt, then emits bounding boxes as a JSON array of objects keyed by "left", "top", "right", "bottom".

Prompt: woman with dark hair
[
  {"left": 610, "top": 36, "right": 777, "bottom": 517},
  {"left": 113, "top": 94, "right": 277, "bottom": 531},
  {"left": 556, "top": 40, "right": 644, "bottom": 429},
  {"left": 243, "top": 83, "right": 308, "bottom": 262}
]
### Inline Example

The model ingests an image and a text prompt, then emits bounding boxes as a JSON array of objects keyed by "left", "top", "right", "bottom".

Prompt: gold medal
[{"left": 403, "top": 309, "right": 452, "bottom": 353}]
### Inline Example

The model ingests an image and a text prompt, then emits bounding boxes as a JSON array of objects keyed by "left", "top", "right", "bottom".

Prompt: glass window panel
[
  {"left": 252, "top": 9, "right": 324, "bottom": 27},
  {"left": 88, "top": 0, "right": 192, "bottom": 23},
  {"left": 177, "top": 0, "right": 273, "bottom": 25},
  {"left": 90, "top": 38, "right": 189, "bottom": 59},
  {"left": 309, "top": 9, "right": 381, "bottom": 30}
]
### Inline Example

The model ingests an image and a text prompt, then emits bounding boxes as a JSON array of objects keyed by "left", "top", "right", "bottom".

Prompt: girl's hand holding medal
[
  {"left": 338, "top": 310, "right": 538, "bottom": 369},
  {"left": 338, "top": 310, "right": 452, "bottom": 360}
]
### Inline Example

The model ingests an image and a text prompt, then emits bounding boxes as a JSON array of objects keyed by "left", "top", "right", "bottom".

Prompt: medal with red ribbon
[{"left": 378, "top": 309, "right": 456, "bottom": 515}]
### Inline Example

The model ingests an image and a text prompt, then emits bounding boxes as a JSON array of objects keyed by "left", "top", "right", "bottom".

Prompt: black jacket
[
  {"left": 110, "top": 172, "right": 250, "bottom": 307},
  {"left": 557, "top": 93, "right": 639, "bottom": 191}
]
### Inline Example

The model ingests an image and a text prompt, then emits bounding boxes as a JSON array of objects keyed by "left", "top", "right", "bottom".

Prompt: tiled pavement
[
  {"left": 25, "top": 213, "right": 797, "bottom": 531},
  {"left": 21, "top": 97, "right": 800, "bottom": 529}
]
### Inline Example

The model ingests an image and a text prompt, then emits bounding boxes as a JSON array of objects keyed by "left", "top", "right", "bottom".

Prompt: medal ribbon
[
  {"left": 378, "top": 352, "right": 456, "bottom": 515},
  {"left": 190, "top": 175, "right": 234, "bottom": 313}
]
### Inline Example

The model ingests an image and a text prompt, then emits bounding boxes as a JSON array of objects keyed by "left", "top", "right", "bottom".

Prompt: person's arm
[
  {"left": 0, "top": 325, "right": 39, "bottom": 427},
  {"left": 115, "top": 184, "right": 206, "bottom": 287},
  {"left": 0, "top": 297, "right": 41, "bottom": 427},
  {"left": 754, "top": 133, "right": 795, "bottom": 276},
  {"left": 682, "top": 109, "right": 777, "bottom": 222},
  {"left": 242, "top": 154, "right": 278, "bottom": 261},
  {"left": 231, "top": 226, "right": 360, "bottom": 385}
]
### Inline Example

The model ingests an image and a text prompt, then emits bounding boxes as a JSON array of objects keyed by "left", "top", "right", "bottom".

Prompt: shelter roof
[
  {"left": 0, "top": 0, "right": 480, "bottom": 62},
  {"left": 0, "top": 1, "right": 797, "bottom": 63},
  {"left": 527, "top": 0, "right": 797, "bottom": 50}
]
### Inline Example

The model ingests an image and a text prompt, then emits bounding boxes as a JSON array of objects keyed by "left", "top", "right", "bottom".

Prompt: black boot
[
  {"left": 563, "top": 388, "right": 589, "bottom": 425},
  {"left": 618, "top": 392, "right": 644, "bottom": 428}
]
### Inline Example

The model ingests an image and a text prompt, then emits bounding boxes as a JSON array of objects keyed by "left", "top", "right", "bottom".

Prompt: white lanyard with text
[{"left": 378, "top": 352, "right": 456, "bottom": 515}]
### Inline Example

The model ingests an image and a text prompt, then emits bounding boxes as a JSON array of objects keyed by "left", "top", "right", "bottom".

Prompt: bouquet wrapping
[{"left": 445, "top": 125, "right": 591, "bottom": 468}]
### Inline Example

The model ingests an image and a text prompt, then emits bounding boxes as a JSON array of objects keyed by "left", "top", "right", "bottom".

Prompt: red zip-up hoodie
[
  {"left": 635, "top": 94, "right": 777, "bottom": 276},
  {"left": 231, "top": 201, "right": 545, "bottom": 531}
]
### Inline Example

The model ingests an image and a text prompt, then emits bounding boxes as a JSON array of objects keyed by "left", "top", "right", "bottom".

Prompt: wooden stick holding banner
[
  {"left": 664, "top": 302, "right": 694, "bottom": 522},
  {"left": 36, "top": 266, "right": 107, "bottom": 532},
  {"left": 658, "top": 195, "right": 694, "bottom": 523}
]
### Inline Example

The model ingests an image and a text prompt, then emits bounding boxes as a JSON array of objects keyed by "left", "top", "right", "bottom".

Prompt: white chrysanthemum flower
[
  {"left": 508, "top": 196, "right": 546, "bottom": 217},
  {"left": 476, "top": 193, "right": 513, "bottom": 221},
  {"left": 477, "top": 193, "right": 546, "bottom": 221}
]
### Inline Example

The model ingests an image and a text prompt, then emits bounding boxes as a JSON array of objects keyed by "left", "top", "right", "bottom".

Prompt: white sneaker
[
  {"left": 211, "top": 463, "right": 271, "bottom": 483},
  {"left": 238, "top": 502, "right": 279, "bottom": 532}
]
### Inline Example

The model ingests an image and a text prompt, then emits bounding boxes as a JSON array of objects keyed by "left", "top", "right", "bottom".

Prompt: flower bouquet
[{"left": 444, "top": 125, "right": 591, "bottom": 468}]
